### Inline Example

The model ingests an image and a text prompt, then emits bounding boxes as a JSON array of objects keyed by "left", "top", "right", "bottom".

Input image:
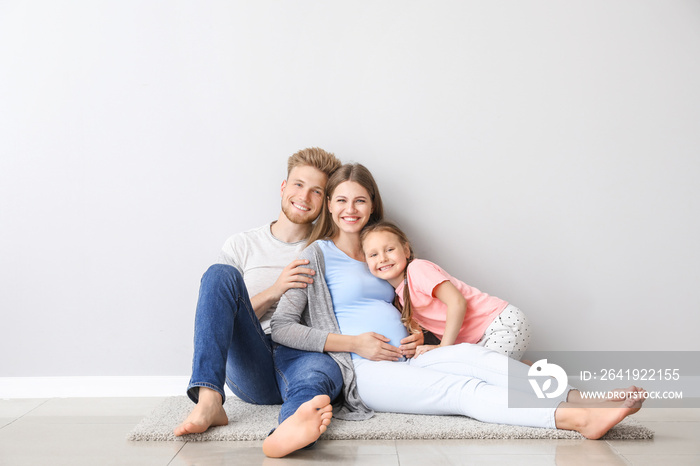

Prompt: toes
[
  {"left": 173, "top": 423, "right": 193, "bottom": 436},
  {"left": 309, "top": 395, "right": 332, "bottom": 409},
  {"left": 319, "top": 404, "right": 333, "bottom": 415},
  {"left": 622, "top": 397, "right": 639, "bottom": 409}
]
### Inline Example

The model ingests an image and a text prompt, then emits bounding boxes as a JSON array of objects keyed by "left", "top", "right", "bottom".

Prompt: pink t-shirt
[{"left": 395, "top": 259, "right": 508, "bottom": 344}]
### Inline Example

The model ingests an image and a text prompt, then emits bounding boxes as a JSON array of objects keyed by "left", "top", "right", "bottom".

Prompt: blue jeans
[{"left": 187, "top": 264, "right": 342, "bottom": 423}]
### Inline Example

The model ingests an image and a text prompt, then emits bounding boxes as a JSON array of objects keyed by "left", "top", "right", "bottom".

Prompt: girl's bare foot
[
  {"left": 174, "top": 388, "right": 229, "bottom": 436},
  {"left": 262, "top": 395, "right": 333, "bottom": 458}
]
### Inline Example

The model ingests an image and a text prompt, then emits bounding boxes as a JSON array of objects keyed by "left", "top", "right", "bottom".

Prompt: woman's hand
[
  {"left": 399, "top": 331, "right": 424, "bottom": 358},
  {"left": 414, "top": 344, "right": 441, "bottom": 358},
  {"left": 353, "top": 332, "right": 402, "bottom": 361}
]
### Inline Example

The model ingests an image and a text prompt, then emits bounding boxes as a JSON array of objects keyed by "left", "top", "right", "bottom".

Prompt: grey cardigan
[{"left": 270, "top": 241, "right": 374, "bottom": 421}]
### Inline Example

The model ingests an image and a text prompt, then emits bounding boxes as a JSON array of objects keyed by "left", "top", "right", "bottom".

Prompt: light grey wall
[{"left": 2, "top": 1, "right": 699, "bottom": 378}]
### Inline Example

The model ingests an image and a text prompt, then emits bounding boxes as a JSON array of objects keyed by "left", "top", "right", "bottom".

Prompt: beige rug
[{"left": 127, "top": 396, "right": 653, "bottom": 442}]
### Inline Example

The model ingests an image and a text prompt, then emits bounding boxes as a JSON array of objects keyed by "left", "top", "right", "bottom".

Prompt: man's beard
[{"left": 281, "top": 201, "right": 316, "bottom": 225}]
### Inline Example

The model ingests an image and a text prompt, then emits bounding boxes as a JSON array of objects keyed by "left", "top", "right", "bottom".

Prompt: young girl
[{"left": 361, "top": 220, "right": 530, "bottom": 360}]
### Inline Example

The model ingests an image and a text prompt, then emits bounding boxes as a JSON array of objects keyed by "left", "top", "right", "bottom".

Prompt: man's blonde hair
[{"left": 287, "top": 147, "right": 342, "bottom": 178}]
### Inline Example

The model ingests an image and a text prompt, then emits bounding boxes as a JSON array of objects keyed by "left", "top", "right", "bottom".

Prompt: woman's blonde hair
[
  {"left": 307, "top": 163, "right": 384, "bottom": 245},
  {"left": 360, "top": 221, "right": 421, "bottom": 334}
]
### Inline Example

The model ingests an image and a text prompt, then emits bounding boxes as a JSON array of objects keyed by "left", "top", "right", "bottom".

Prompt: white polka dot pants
[{"left": 477, "top": 304, "right": 530, "bottom": 360}]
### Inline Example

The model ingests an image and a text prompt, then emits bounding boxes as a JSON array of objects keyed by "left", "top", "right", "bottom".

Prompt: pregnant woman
[{"left": 265, "top": 163, "right": 644, "bottom": 457}]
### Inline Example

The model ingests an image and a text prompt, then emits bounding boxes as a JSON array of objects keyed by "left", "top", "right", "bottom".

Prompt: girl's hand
[
  {"left": 399, "top": 332, "right": 424, "bottom": 358},
  {"left": 353, "top": 332, "right": 402, "bottom": 361},
  {"left": 414, "top": 344, "right": 441, "bottom": 358}
]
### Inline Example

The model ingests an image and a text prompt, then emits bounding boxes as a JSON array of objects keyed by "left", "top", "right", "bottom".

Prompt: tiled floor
[{"left": 0, "top": 398, "right": 698, "bottom": 465}]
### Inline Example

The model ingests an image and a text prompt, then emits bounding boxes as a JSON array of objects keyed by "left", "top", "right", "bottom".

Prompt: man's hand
[
  {"left": 270, "top": 259, "right": 315, "bottom": 300},
  {"left": 251, "top": 259, "right": 315, "bottom": 318},
  {"left": 353, "top": 332, "right": 402, "bottom": 361},
  {"left": 399, "top": 331, "right": 424, "bottom": 358}
]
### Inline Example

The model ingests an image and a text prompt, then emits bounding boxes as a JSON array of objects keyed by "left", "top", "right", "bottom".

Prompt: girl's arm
[
  {"left": 433, "top": 280, "right": 467, "bottom": 346},
  {"left": 415, "top": 280, "right": 466, "bottom": 357}
]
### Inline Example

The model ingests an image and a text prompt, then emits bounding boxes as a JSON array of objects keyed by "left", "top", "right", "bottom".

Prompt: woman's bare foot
[
  {"left": 262, "top": 395, "right": 333, "bottom": 458},
  {"left": 555, "top": 396, "right": 644, "bottom": 439},
  {"left": 174, "top": 388, "right": 229, "bottom": 436},
  {"left": 606, "top": 386, "right": 644, "bottom": 402},
  {"left": 567, "top": 386, "right": 644, "bottom": 403}
]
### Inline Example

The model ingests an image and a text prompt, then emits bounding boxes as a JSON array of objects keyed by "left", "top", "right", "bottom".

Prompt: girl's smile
[{"left": 363, "top": 230, "right": 411, "bottom": 288}]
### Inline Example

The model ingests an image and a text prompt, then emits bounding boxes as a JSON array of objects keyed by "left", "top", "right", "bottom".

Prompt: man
[{"left": 174, "top": 148, "right": 343, "bottom": 446}]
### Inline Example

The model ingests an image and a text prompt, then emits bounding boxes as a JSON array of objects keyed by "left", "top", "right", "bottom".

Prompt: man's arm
[
  {"left": 250, "top": 259, "right": 316, "bottom": 319},
  {"left": 218, "top": 230, "right": 317, "bottom": 319}
]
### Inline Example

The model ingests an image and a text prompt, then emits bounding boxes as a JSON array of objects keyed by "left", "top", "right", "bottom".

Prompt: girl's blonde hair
[
  {"left": 307, "top": 163, "right": 384, "bottom": 245},
  {"left": 360, "top": 221, "right": 421, "bottom": 334}
]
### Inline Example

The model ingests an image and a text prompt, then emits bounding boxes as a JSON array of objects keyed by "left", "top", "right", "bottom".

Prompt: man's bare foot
[
  {"left": 556, "top": 397, "right": 643, "bottom": 440},
  {"left": 262, "top": 395, "right": 333, "bottom": 458},
  {"left": 174, "top": 388, "right": 229, "bottom": 436}
]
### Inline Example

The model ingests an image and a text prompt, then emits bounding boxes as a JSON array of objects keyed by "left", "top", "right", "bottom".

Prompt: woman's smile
[{"left": 328, "top": 181, "right": 373, "bottom": 234}]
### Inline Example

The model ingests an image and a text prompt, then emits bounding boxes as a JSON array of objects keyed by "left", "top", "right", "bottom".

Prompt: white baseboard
[{"left": 0, "top": 376, "right": 230, "bottom": 399}]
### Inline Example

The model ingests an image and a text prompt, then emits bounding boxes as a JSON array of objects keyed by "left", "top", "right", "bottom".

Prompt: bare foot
[
  {"left": 557, "top": 397, "right": 643, "bottom": 440},
  {"left": 567, "top": 386, "right": 645, "bottom": 403},
  {"left": 606, "top": 386, "right": 644, "bottom": 402},
  {"left": 579, "top": 396, "right": 644, "bottom": 439},
  {"left": 174, "top": 388, "right": 229, "bottom": 436},
  {"left": 262, "top": 395, "right": 333, "bottom": 458}
]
